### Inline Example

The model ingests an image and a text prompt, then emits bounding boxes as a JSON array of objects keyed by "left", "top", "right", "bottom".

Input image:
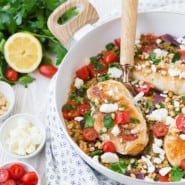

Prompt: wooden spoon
[{"left": 120, "top": 0, "right": 138, "bottom": 95}]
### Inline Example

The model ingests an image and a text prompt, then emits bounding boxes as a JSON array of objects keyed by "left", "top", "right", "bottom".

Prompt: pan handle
[{"left": 47, "top": 0, "right": 99, "bottom": 45}]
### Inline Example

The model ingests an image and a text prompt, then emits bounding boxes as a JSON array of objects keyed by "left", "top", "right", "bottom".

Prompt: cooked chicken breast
[
  {"left": 87, "top": 80, "right": 148, "bottom": 156},
  {"left": 132, "top": 59, "right": 185, "bottom": 95},
  {"left": 164, "top": 124, "right": 185, "bottom": 166}
]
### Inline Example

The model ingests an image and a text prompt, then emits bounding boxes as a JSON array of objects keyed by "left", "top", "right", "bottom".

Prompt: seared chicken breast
[
  {"left": 164, "top": 124, "right": 185, "bottom": 166},
  {"left": 132, "top": 59, "right": 185, "bottom": 95},
  {"left": 87, "top": 80, "right": 149, "bottom": 156}
]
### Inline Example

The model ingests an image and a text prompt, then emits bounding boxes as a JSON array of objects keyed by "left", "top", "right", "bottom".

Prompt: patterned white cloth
[{"left": 46, "top": 1, "right": 185, "bottom": 185}]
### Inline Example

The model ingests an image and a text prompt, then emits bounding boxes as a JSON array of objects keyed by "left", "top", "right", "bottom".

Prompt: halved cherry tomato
[
  {"left": 39, "top": 64, "right": 57, "bottom": 78},
  {"left": 157, "top": 173, "right": 170, "bottom": 182},
  {"left": 0, "top": 169, "right": 9, "bottom": 183},
  {"left": 152, "top": 122, "right": 168, "bottom": 137},
  {"left": 134, "top": 81, "right": 151, "bottom": 95},
  {"left": 102, "top": 51, "right": 118, "bottom": 64},
  {"left": 178, "top": 50, "right": 185, "bottom": 60},
  {"left": 82, "top": 128, "right": 98, "bottom": 142},
  {"left": 62, "top": 100, "right": 80, "bottom": 120},
  {"left": 79, "top": 103, "right": 91, "bottom": 116},
  {"left": 143, "top": 45, "right": 157, "bottom": 54},
  {"left": 102, "top": 141, "right": 116, "bottom": 153},
  {"left": 176, "top": 114, "right": 185, "bottom": 133},
  {"left": 76, "top": 65, "right": 90, "bottom": 81},
  {"left": 3, "top": 179, "right": 16, "bottom": 185},
  {"left": 9, "top": 163, "right": 26, "bottom": 180},
  {"left": 121, "top": 129, "right": 138, "bottom": 141},
  {"left": 21, "top": 171, "right": 38, "bottom": 185},
  {"left": 5, "top": 68, "right": 19, "bottom": 81},
  {"left": 180, "top": 159, "right": 185, "bottom": 170},
  {"left": 87, "top": 61, "right": 107, "bottom": 77},
  {"left": 115, "top": 111, "right": 130, "bottom": 124},
  {"left": 114, "top": 38, "right": 120, "bottom": 48}
]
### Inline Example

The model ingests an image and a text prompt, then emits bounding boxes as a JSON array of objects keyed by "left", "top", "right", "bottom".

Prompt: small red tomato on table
[{"left": 39, "top": 64, "right": 57, "bottom": 78}]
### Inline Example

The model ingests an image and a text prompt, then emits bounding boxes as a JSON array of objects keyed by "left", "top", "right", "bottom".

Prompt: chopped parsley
[
  {"left": 130, "top": 118, "right": 140, "bottom": 123},
  {"left": 103, "top": 114, "right": 114, "bottom": 128},
  {"left": 172, "top": 52, "right": 181, "bottom": 63},
  {"left": 149, "top": 52, "right": 161, "bottom": 65},
  {"left": 109, "top": 160, "right": 130, "bottom": 174},
  {"left": 105, "top": 43, "right": 114, "bottom": 50},
  {"left": 90, "top": 150, "right": 103, "bottom": 157},
  {"left": 170, "top": 167, "right": 184, "bottom": 181},
  {"left": 84, "top": 111, "right": 94, "bottom": 128}
]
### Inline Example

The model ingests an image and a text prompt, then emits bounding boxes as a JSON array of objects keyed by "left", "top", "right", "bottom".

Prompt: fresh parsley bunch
[{"left": 0, "top": 0, "right": 77, "bottom": 86}]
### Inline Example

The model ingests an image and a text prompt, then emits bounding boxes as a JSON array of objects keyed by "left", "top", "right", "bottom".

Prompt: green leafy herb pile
[{"left": 0, "top": 0, "right": 77, "bottom": 86}]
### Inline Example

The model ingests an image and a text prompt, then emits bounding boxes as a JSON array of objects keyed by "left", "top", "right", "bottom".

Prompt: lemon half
[{"left": 4, "top": 32, "right": 43, "bottom": 73}]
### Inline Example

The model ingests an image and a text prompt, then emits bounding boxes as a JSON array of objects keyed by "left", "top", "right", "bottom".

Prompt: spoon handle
[{"left": 120, "top": 0, "right": 138, "bottom": 66}]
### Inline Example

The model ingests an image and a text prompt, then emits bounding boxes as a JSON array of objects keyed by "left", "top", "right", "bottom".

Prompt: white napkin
[{"left": 46, "top": 1, "right": 185, "bottom": 185}]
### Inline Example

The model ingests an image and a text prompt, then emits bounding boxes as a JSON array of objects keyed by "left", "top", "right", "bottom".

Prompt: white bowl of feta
[
  {"left": 0, "top": 113, "right": 46, "bottom": 159},
  {"left": 0, "top": 81, "right": 15, "bottom": 122}
]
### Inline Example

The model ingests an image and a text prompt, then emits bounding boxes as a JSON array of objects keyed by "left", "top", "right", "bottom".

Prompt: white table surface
[{"left": 0, "top": 1, "right": 121, "bottom": 184}]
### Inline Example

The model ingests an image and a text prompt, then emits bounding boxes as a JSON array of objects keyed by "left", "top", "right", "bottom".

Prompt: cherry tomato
[
  {"left": 3, "top": 179, "right": 16, "bottom": 185},
  {"left": 180, "top": 159, "right": 185, "bottom": 170},
  {"left": 82, "top": 128, "right": 98, "bottom": 142},
  {"left": 102, "top": 141, "right": 116, "bottom": 153},
  {"left": 0, "top": 169, "right": 9, "bottom": 183},
  {"left": 176, "top": 114, "right": 185, "bottom": 132},
  {"left": 177, "top": 50, "right": 185, "bottom": 60},
  {"left": 114, "top": 38, "right": 120, "bottom": 48},
  {"left": 79, "top": 103, "right": 91, "bottom": 116},
  {"left": 134, "top": 81, "right": 151, "bottom": 95},
  {"left": 62, "top": 101, "right": 80, "bottom": 120},
  {"left": 39, "top": 64, "right": 57, "bottom": 78},
  {"left": 9, "top": 164, "right": 26, "bottom": 180},
  {"left": 21, "top": 171, "right": 38, "bottom": 185},
  {"left": 121, "top": 129, "right": 138, "bottom": 141},
  {"left": 5, "top": 68, "right": 18, "bottom": 81},
  {"left": 76, "top": 65, "right": 90, "bottom": 81},
  {"left": 87, "top": 61, "right": 107, "bottom": 77},
  {"left": 157, "top": 173, "right": 169, "bottom": 182},
  {"left": 103, "top": 51, "right": 118, "bottom": 64},
  {"left": 143, "top": 45, "right": 157, "bottom": 53},
  {"left": 152, "top": 122, "right": 168, "bottom": 137},
  {"left": 115, "top": 111, "right": 130, "bottom": 124}
]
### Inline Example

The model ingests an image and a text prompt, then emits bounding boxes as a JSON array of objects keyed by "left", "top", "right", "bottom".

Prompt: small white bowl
[
  {"left": 0, "top": 81, "right": 15, "bottom": 122},
  {"left": 0, "top": 161, "right": 41, "bottom": 185},
  {"left": 0, "top": 113, "right": 46, "bottom": 159}
]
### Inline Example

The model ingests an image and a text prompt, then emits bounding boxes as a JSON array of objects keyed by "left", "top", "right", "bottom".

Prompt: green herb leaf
[
  {"left": 170, "top": 167, "right": 184, "bottom": 181},
  {"left": 159, "top": 102, "right": 165, "bottom": 108},
  {"left": 84, "top": 111, "right": 94, "bottom": 128},
  {"left": 172, "top": 52, "right": 181, "bottom": 63},
  {"left": 130, "top": 118, "right": 140, "bottom": 123},
  {"left": 131, "top": 160, "right": 138, "bottom": 168},
  {"left": 90, "top": 150, "right": 103, "bottom": 157},
  {"left": 103, "top": 114, "right": 114, "bottom": 128},
  {"left": 98, "top": 74, "right": 110, "bottom": 82},
  {"left": 18, "top": 75, "right": 35, "bottom": 88},
  {"left": 149, "top": 52, "right": 161, "bottom": 65},
  {"left": 105, "top": 43, "right": 114, "bottom": 50},
  {"left": 109, "top": 160, "right": 130, "bottom": 174}
]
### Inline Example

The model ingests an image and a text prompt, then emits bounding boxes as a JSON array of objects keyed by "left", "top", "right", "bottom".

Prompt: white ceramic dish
[
  {"left": 0, "top": 113, "right": 46, "bottom": 159},
  {"left": 53, "top": 12, "right": 185, "bottom": 185},
  {"left": 0, "top": 81, "right": 15, "bottom": 122},
  {"left": 0, "top": 161, "right": 40, "bottom": 185}
]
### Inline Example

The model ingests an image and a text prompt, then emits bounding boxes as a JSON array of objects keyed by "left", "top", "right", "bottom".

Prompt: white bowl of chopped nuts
[
  {"left": 0, "top": 113, "right": 46, "bottom": 159},
  {"left": 0, "top": 81, "right": 15, "bottom": 122}
]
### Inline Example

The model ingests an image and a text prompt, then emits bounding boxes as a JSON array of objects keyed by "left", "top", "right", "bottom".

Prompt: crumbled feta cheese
[
  {"left": 74, "top": 116, "right": 84, "bottom": 122},
  {"left": 144, "top": 176, "right": 154, "bottom": 182},
  {"left": 159, "top": 167, "right": 171, "bottom": 176},
  {"left": 179, "top": 134, "right": 185, "bottom": 140},
  {"left": 153, "top": 48, "right": 168, "bottom": 57},
  {"left": 74, "top": 77, "right": 84, "bottom": 89},
  {"left": 165, "top": 116, "right": 175, "bottom": 126},
  {"left": 101, "top": 152, "right": 119, "bottom": 163},
  {"left": 152, "top": 144, "right": 165, "bottom": 155},
  {"left": 134, "top": 91, "right": 144, "bottom": 102},
  {"left": 174, "top": 100, "right": 180, "bottom": 108},
  {"left": 111, "top": 125, "right": 120, "bottom": 136},
  {"left": 156, "top": 38, "right": 162, "bottom": 44},
  {"left": 6, "top": 119, "right": 43, "bottom": 156},
  {"left": 154, "top": 138, "right": 163, "bottom": 147},
  {"left": 168, "top": 68, "right": 180, "bottom": 77},
  {"left": 92, "top": 155, "right": 99, "bottom": 163},
  {"left": 177, "top": 37, "right": 185, "bottom": 45},
  {"left": 141, "top": 156, "right": 155, "bottom": 173},
  {"left": 108, "top": 67, "right": 123, "bottom": 78},
  {"left": 182, "top": 107, "right": 185, "bottom": 114},
  {"left": 100, "top": 103, "right": 118, "bottom": 113},
  {"left": 153, "top": 157, "right": 163, "bottom": 164},
  {"left": 147, "top": 108, "right": 168, "bottom": 122},
  {"left": 151, "top": 65, "right": 157, "bottom": 73},
  {"left": 179, "top": 72, "right": 185, "bottom": 79}
]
